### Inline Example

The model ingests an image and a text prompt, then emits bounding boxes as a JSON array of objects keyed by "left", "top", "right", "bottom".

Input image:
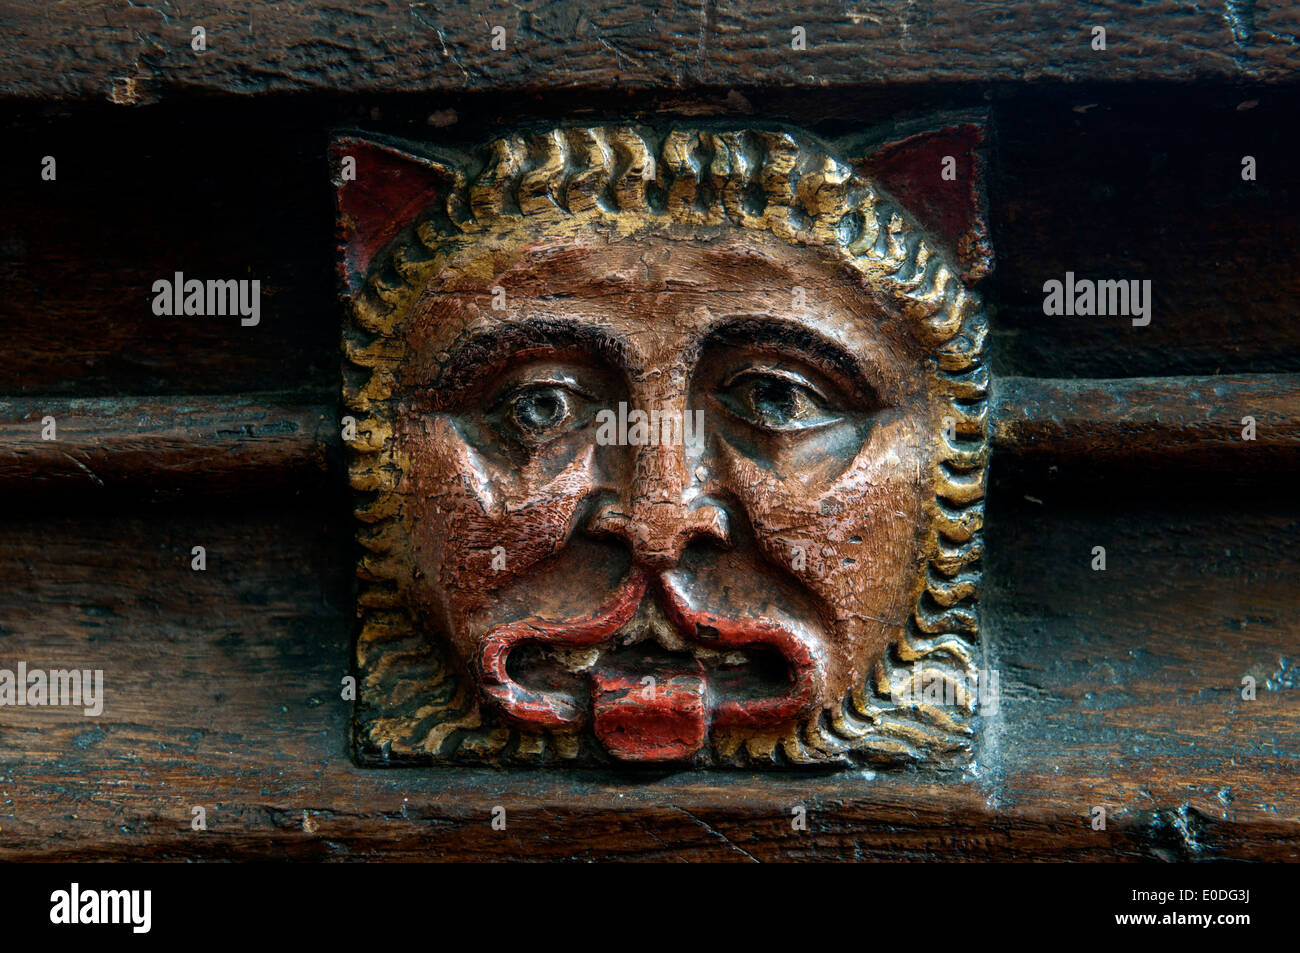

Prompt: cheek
[
  {"left": 720, "top": 413, "right": 925, "bottom": 625},
  {"left": 400, "top": 416, "right": 597, "bottom": 616}
]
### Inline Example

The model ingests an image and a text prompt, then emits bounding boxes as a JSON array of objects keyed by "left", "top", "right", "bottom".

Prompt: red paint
[
  {"left": 657, "top": 580, "right": 817, "bottom": 730},
  {"left": 331, "top": 137, "right": 455, "bottom": 294},
  {"left": 476, "top": 571, "right": 816, "bottom": 760},
  {"left": 478, "top": 574, "right": 649, "bottom": 729},
  {"left": 859, "top": 123, "right": 992, "bottom": 283},
  {"left": 591, "top": 662, "right": 708, "bottom": 762}
]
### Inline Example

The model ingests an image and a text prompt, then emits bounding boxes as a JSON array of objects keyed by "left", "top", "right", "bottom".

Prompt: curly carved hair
[{"left": 340, "top": 124, "right": 989, "bottom": 768}]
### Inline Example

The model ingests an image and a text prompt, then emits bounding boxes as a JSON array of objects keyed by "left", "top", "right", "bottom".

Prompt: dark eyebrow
[
  {"left": 700, "top": 315, "right": 879, "bottom": 394},
  {"left": 423, "top": 318, "right": 631, "bottom": 399}
]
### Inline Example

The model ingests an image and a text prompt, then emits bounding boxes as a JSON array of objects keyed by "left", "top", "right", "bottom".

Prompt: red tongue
[{"left": 590, "top": 658, "right": 708, "bottom": 762}]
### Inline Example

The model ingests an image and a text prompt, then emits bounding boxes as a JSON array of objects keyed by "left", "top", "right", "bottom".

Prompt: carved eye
[
  {"left": 494, "top": 379, "right": 597, "bottom": 445},
  {"left": 510, "top": 387, "right": 570, "bottom": 433},
  {"left": 718, "top": 368, "right": 842, "bottom": 432}
]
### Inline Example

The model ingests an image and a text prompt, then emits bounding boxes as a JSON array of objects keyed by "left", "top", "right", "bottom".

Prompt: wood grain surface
[
  {"left": 991, "top": 374, "right": 1300, "bottom": 460},
  {"left": 0, "top": 395, "right": 334, "bottom": 492},
  {"left": 1, "top": 1, "right": 1298, "bottom": 103},
  {"left": 4, "top": 90, "right": 1297, "bottom": 400},
  {"left": 0, "top": 479, "right": 1294, "bottom": 860},
  {"left": 2, "top": 5, "right": 1298, "bottom": 860},
  {"left": 2, "top": 373, "right": 1294, "bottom": 493}
]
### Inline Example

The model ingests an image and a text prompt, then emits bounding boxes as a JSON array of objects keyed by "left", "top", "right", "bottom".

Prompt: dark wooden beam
[
  {"left": 992, "top": 374, "right": 1300, "bottom": 460},
  {"left": 1, "top": 1, "right": 1297, "bottom": 104},
  {"left": 4, "top": 423, "right": 1296, "bottom": 861},
  {"left": 0, "top": 394, "right": 335, "bottom": 492},
  {"left": 0, "top": 374, "right": 1295, "bottom": 491}
]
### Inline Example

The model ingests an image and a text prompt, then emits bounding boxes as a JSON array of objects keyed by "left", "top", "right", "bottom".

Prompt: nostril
[
  {"left": 585, "top": 509, "right": 629, "bottom": 542},
  {"left": 688, "top": 499, "right": 733, "bottom": 551},
  {"left": 585, "top": 493, "right": 734, "bottom": 568},
  {"left": 582, "top": 490, "right": 629, "bottom": 537}
]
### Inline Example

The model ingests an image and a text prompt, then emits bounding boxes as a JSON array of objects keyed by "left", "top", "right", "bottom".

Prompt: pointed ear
[
  {"left": 845, "top": 117, "right": 993, "bottom": 284},
  {"left": 330, "top": 135, "right": 462, "bottom": 295}
]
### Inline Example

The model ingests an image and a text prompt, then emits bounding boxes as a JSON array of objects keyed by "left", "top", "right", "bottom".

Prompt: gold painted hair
[{"left": 341, "top": 124, "right": 988, "bottom": 767}]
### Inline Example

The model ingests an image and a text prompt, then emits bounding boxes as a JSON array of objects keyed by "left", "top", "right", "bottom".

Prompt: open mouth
[{"left": 477, "top": 572, "right": 816, "bottom": 761}]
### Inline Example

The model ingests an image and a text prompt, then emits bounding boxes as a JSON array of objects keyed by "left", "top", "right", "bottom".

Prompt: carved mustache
[{"left": 477, "top": 570, "right": 817, "bottom": 731}]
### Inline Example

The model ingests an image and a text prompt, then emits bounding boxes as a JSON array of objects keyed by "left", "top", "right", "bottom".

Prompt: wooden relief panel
[{"left": 334, "top": 122, "right": 992, "bottom": 767}]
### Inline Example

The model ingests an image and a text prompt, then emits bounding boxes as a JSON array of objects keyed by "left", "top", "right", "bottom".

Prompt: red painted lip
[
  {"left": 476, "top": 570, "right": 817, "bottom": 732},
  {"left": 478, "top": 574, "right": 649, "bottom": 729},
  {"left": 656, "top": 580, "right": 817, "bottom": 729}
]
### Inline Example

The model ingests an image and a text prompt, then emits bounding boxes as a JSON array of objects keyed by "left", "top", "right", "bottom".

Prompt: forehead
[
  {"left": 497, "top": 232, "right": 863, "bottom": 295},
  {"left": 401, "top": 230, "right": 926, "bottom": 386}
]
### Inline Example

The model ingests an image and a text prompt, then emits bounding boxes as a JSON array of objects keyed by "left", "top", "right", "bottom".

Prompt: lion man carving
[{"left": 333, "top": 121, "right": 991, "bottom": 767}]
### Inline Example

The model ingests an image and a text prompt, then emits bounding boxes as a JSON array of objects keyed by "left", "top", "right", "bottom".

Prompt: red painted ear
[
  {"left": 331, "top": 136, "right": 461, "bottom": 295},
  {"left": 848, "top": 118, "right": 993, "bottom": 284}
]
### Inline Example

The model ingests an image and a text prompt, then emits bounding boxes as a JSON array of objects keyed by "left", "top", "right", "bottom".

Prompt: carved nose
[
  {"left": 588, "top": 499, "right": 731, "bottom": 569},
  {"left": 587, "top": 440, "right": 731, "bottom": 569}
]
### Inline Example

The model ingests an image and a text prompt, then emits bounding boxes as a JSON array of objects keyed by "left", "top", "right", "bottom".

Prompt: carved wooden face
[{"left": 394, "top": 229, "right": 935, "bottom": 762}]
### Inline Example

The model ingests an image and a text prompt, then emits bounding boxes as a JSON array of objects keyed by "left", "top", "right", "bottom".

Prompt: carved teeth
[
  {"left": 534, "top": 598, "right": 738, "bottom": 671},
  {"left": 551, "top": 646, "right": 600, "bottom": 674}
]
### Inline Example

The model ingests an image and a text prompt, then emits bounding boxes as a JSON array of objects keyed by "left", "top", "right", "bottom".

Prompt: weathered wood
[
  {"left": 0, "top": 493, "right": 1294, "bottom": 860},
  {"left": 1, "top": 11, "right": 1297, "bottom": 861},
  {"left": 992, "top": 374, "right": 1300, "bottom": 459},
  {"left": 5, "top": 93, "right": 1298, "bottom": 396},
  {"left": 987, "top": 90, "right": 1300, "bottom": 380},
  {"left": 0, "top": 395, "right": 334, "bottom": 491},
  {"left": 1, "top": 1, "right": 1298, "bottom": 103},
  {"left": 2, "top": 374, "right": 1292, "bottom": 493},
  {"left": 0, "top": 105, "right": 338, "bottom": 399}
]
